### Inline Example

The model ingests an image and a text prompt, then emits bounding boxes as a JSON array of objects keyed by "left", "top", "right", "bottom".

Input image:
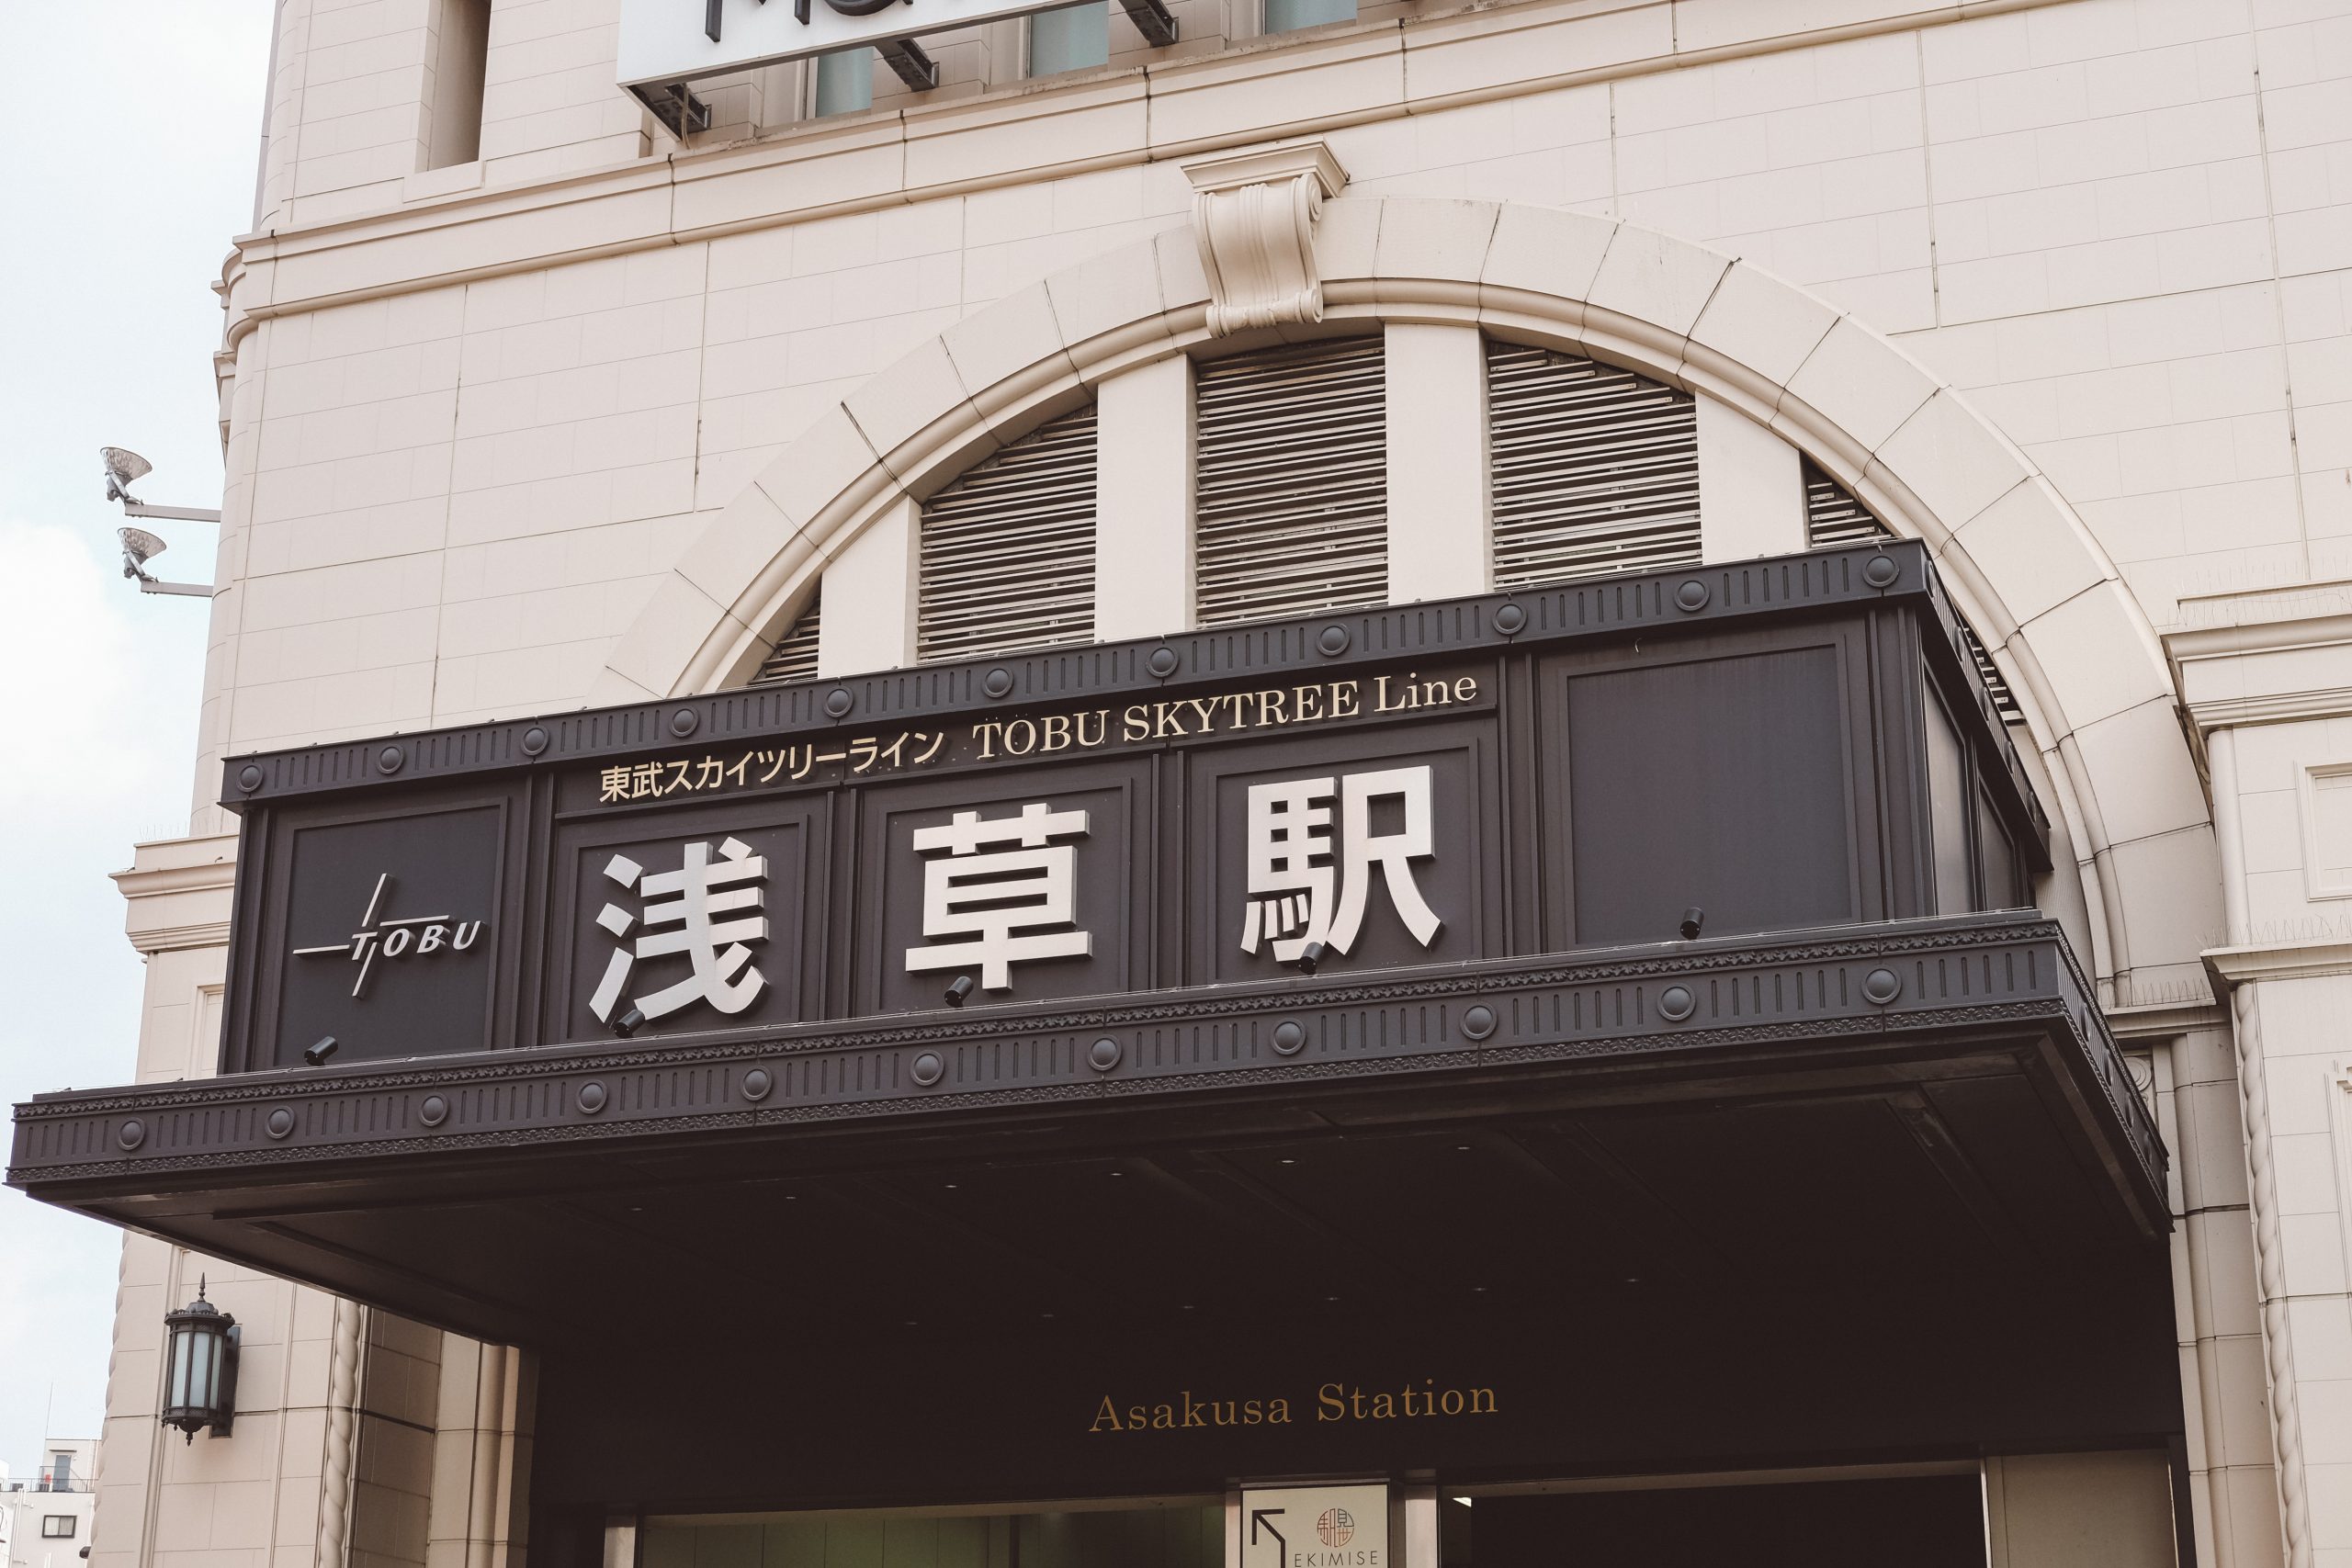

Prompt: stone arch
[{"left": 594, "top": 197, "right": 2212, "bottom": 1007}]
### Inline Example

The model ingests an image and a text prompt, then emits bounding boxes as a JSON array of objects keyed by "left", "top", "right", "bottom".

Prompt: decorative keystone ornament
[
  {"left": 161, "top": 1279, "right": 240, "bottom": 1442},
  {"left": 1184, "top": 143, "right": 1349, "bottom": 337}
]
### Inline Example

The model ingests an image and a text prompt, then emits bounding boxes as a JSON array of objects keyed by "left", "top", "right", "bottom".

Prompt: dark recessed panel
[
  {"left": 545, "top": 795, "right": 823, "bottom": 1044},
  {"left": 1184, "top": 713, "right": 1500, "bottom": 987},
  {"left": 270, "top": 802, "right": 507, "bottom": 1067},
  {"left": 1558, "top": 642, "right": 1857, "bottom": 945},
  {"left": 855, "top": 757, "right": 1157, "bottom": 1014}
]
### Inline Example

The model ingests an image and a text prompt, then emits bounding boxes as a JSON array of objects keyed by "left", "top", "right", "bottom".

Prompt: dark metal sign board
[{"left": 201, "top": 544, "right": 2049, "bottom": 1077}]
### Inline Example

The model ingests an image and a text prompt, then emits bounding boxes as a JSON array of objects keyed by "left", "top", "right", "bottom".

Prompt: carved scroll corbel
[{"left": 1182, "top": 141, "right": 1349, "bottom": 336}]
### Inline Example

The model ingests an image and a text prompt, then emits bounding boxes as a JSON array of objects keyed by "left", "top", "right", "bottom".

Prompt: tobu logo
[
  {"left": 293, "top": 873, "right": 485, "bottom": 999},
  {"left": 1315, "top": 1511, "right": 1354, "bottom": 1550}
]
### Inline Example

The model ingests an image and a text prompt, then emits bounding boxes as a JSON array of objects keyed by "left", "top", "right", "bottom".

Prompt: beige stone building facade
[{"left": 28, "top": 0, "right": 2352, "bottom": 1566}]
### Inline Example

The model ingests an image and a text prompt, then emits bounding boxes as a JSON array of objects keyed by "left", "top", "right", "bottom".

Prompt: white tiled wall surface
[
  {"left": 478, "top": 0, "right": 649, "bottom": 185},
  {"left": 206, "top": 160, "right": 1194, "bottom": 761},
  {"left": 214, "top": 0, "right": 2352, "bottom": 773}
]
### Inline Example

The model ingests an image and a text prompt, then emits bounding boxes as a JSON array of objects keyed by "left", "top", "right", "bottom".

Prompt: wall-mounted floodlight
[
  {"left": 117, "top": 526, "right": 212, "bottom": 598},
  {"left": 103, "top": 447, "right": 220, "bottom": 523},
  {"left": 104, "top": 447, "right": 219, "bottom": 598}
]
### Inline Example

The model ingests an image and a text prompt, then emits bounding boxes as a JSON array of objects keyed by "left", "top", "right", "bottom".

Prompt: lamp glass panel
[{"left": 165, "top": 1328, "right": 190, "bottom": 1409}]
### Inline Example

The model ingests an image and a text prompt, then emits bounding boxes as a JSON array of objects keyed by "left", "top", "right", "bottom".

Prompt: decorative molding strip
[
  {"left": 216, "top": 544, "right": 2020, "bottom": 846},
  {"left": 2203, "top": 939, "right": 2352, "bottom": 987},
  {"left": 2105, "top": 998, "right": 2231, "bottom": 1040},
  {"left": 8, "top": 915, "right": 2166, "bottom": 1231},
  {"left": 2229, "top": 987, "right": 2315, "bottom": 1568},
  {"left": 110, "top": 834, "right": 239, "bottom": 957},
  {"left": 214, "top": 0, "right": 2082, "bottom": 351},
  {"left": 316, "top": 1296, "right": 364, "bottom": 1568},
  {"left": 1183, "top": 141, "right": 1346, "bottom": 335}
]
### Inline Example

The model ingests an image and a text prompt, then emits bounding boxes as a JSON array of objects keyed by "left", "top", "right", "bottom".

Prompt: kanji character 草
[{"left": 903, "top": 801, "right": 1092, "bottom": 991}]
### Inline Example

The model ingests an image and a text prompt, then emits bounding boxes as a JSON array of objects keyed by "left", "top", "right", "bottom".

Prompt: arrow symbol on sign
[{"left": 1250, "top": 1509, "right": 1286, "bottom": 1568}]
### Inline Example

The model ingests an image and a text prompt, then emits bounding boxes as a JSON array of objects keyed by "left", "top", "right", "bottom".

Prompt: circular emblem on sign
[
  {"left": 1657, "top": 985, "right": 1696, "bottom": 1021},
  {"left": 1863, "top": 553, "right": 1902, "bottom": 589},
  {"left": 1271, "top": 1020, "right": 1306, "bottom": 1055},
  {"left": 911, "top": 1051, "right": 945, "bottom": 1087},
  {"left": 238, "top": 763, "right": 266, "bottom": 793},
  {"left": 1317, "top": 626, "right": 1351, "bottom": 657},
  {"left": 1316, "top": 1510, "right": 1355, "bottom": 1550},
  {"left": 1674, "top": 579, "right": 1711, "bottom": 612},
  {"left": 577, "top": 1081, "right": 608, "bottom": 1114},
  {"left": 1493, "top": 602, "right": 1527, "bottom": 636},
  {"left": 419, "top": 1095, "right": 448, "bottom": 1128},
  {"left": 1088, "top": 1037, "right": 1122, "bottom": 1072},
  {"left": 1862, "top": 966, "right": 1903, "bottom": 1005},
  {"left": 823, "top": 687, "right": 854, "bottom": 719},
  {"left": 669, "top": 707, "right": 700, "bottom": 739},
  {"left": 1146, "top": 646, "right": 1181, "bottom": 678},
  {"left": 266, "top": 1107, "right": 296, "bottom": 1140},
  {"left": 742, "top": 1067, "right": 773, "bottom": 1102},
  {"left": 982, "top": 668, "right": 1015, "bottom": 698},
  {"left": 1462, "top": 1004, "right": 1497, "bottom": 1041},
  {"left": 117, "top": 1119, "right": 145, "bottom": 1152},
  {"left": 378, "top": 744, "right": 405, "bottom": 774},
  {"left": 520, "top": 725, "right": 549, "bottom": 757}
]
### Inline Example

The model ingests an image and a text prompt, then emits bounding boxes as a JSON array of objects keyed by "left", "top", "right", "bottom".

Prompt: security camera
[
  {"left": 101, "top": 446, "right": 152, "bottom": 504},
  {"left": 301, "top": 1036, "right": 339, "bottom": 1066},
  {"left": 119, "top": 525, "right": 167, "bottom": 582}
]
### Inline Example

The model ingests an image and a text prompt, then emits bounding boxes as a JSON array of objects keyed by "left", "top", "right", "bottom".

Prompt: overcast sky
[{"left": 0, "top": 1, "right": 275, "bottom": 1476}]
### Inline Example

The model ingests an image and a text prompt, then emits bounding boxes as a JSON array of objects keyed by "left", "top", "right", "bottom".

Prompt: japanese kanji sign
[
  {"left": 590, "top": 837, "right": 771, "bottom": 1024},
  {"left": 1241, "top": 766, "right": 1442, "bottom": 963},
  {"left": 902, "top": 801, "right": 1092, "bottom": 990}
]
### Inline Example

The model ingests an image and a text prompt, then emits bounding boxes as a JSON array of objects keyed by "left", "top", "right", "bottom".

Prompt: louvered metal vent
[
  {"left": 1802, "top": 457, "right": 2024, "bottom": 725},
  {"left": 1195, "top": 337, "right": 1388, "bottom": 626},
  {"left": 1801, "top": 457, "right": 1886, "bottom": 548},
  {"left": 748, "top": 590, "right": 821, "bottom": 686},
  {"left": 918, "top": 403, "right": 1098, "bottom": 663},
  {"left": 1487, "top": 341, "right": 1702, "bottom": 587}
]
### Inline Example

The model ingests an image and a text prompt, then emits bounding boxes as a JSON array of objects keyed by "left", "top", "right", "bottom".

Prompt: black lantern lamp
[{"left": 160, "top": 1278, "right": 240, "bottom": 1441}]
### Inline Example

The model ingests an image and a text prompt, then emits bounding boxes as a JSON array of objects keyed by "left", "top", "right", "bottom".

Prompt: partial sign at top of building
[{"left": 618, "top": 0, "right": 1093, "bottom": 89}]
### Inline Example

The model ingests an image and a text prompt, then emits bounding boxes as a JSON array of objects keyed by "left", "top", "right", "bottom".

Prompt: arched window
[
  {"left": 1486, "top": 339, "right": 1702, "bottom": 585},
  {"left": 1802, "top": 457, "right": 2021, "bottom": 725},
  {"left": 1193, "top": 337, "right": 1388, "bottom": 626},
  {"left": 918, "top": 401, "right": 1099, "bottom": 662},
  {"left": 747, "top": 587, "right": 821, "bottom": 686}
]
